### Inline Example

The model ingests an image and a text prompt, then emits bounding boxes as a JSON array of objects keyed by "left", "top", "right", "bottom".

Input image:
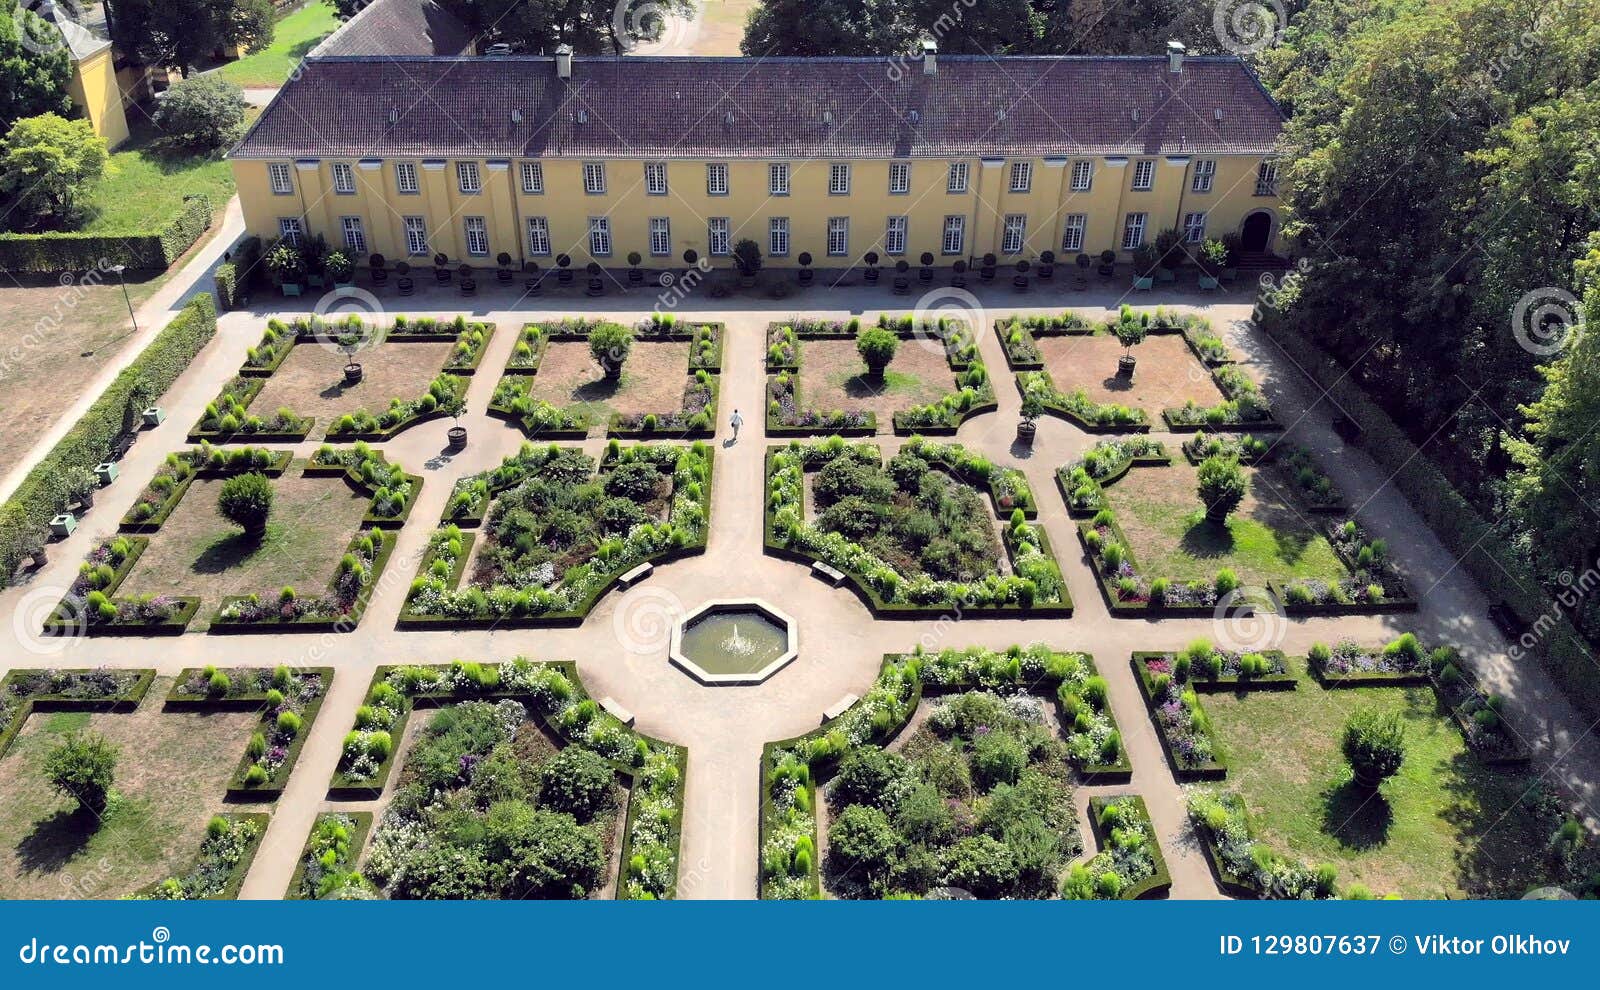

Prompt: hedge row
[
  {"left": 1259, "top": 315, "right": 1600, "bottom": 719},
  {"left": 0, "top": 195, "right": 213, "bottom": 273},
  {"left": 0, "top": 294, "right": 218, "bottom": 582},
  {"left": 215, "top": 235, "right": 261, "bottom": 311}
]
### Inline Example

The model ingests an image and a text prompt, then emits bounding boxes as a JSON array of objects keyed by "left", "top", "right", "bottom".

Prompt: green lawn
[
  {"left": 1203, "top": 656, "right": 1556, "bottom": 898},
  {"left": 81, "top": 111, "right": 257, "bottom": 231},
  {"left": 215, "top": 2, "right": 341, "bottom": 88}
]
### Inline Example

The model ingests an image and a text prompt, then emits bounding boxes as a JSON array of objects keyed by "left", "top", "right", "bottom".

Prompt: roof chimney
[
  {"left": 922, "top": 39, "right": 937, "bottom": 76},
  {"left": 1167, "top": 40, "right": 1185, "bottom": 74},
  {"left": 555, "top": 44, "right": 572, "bottom": 80}
]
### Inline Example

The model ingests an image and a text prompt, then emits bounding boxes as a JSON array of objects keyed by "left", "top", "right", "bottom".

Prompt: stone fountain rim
[{"left": 669, "top": 597, "right": 799, "bottom": 686}]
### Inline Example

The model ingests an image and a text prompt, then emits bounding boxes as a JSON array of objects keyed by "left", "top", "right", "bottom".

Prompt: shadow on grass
[
  {"left": 191, "top": 529, "right": 271, "bottom": 575},
  {"left": 1435, "top": 750, "right": 1560, "bottom": 898},
  {"left": 1179, "top": 517, "right": 1234, "bottom": 560},
  {"left": 14, "top": 807, "right": 98, "bottom": 876},
  {"left": 1319, "top": 776, "right": 1393, "bottom": 851}
]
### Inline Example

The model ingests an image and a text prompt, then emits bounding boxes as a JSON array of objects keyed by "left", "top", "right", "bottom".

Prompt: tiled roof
[
  {"left": 36, "top": 1, "right": 110, "bottom": 62},
  {"left": 310, "top": 0, "right": 474, "bottom": 58},
  {"left": 232, "top": 54, "right": 1284, "bottom": 160}
]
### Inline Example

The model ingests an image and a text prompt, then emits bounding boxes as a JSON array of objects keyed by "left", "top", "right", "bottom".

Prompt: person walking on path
[{"left": 730, "top": 408, "right": 743, "bottom": 442}]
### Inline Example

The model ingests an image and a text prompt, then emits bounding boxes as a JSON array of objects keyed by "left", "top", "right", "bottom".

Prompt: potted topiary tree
[
  {"left": 1153, "top": 228, "right": 1183, "bottom": 282},
  {"left": 980, "top": 252, "right": 997, "bottom": 282},
  {"left": 369, "top": 253, "right": 388, "bottom": 286},
  {"left": 1131, "top": 244, "right": 1158, "bottom": 291},
  {"left": 627, "top": 250, "right": 644, "bottom": 285},
  {"left": 458, "top": 262, "right": 476, "bottom": 295},
  {"left": 218, "top": 472, "right": 274, "bottom": 539},
  {"left": 557, "top": 254, "right": 574, "bottom": 285},
  {"left": 1075, "top": 252, "right": 1091, "bottom": 290},
  {"left": 434, "top": 252, "right": 451, "bottom": 284},
  {"left": 1112, "top": 305, "right": 1147, "bottom": 377},
  {"left": 857, "top": 325, "right": 898, "bottom": 380},
  {"left": 1342, "top": 707, "right": 1405, "bottom": 789},
  {"left": 447, "top": 409, "right": 468, "bottom": 450},
  {"left": 681, "top": 249, "right": 698, "bottom": 287},
  {"left": 267, "top": 242, "right": 306, "bottom": 297},
  {"left": 1038, "top": 249, "right": 1055, "bottom": 280},
  {"left": 1198, "top": 239, "right": 1226, "bottom": 291},
  {"left": 1220, "top": 233, "right": 1241, "bottom": 282},
  {"left": 862, "top": 251, "right": 880, "bottom": 285},
  {"left": 892, "top": 259, "right": 910, "bottom": 294},
  {"left": 1097, "top": 249, "right": 1116, "bottom": 278},
  {"left": 395, "top": 260, "right": 412, "bottom": 296},
  {"left": 1013, "top": 259, "right": 1030, "bottom": 292},
  {"left": 524, "top": 261, "right": 542, "bottom": 295},
  {"left": 339, "top": 329, "right": 365, "bottom": 384},
  {"left": 325, "top": 250, "right": 355, "bottom": 288},
  {"left": 19, "top": 523, "right": 48, "bottom": 568},
  {"left": 497, "top": 252, "right": 514, "bottom": 284},
  {"left": 919, "top": 251, "right": 934, "bottom": 284},
  {"left": 65, "top": 465, "right": 98, "bottom": 511},
  {"left": 797, "top": 251, "right": 813, "bottom": 286},
  {"left": 590, "top": 322, "right": 633, "bottom": 377},
  {"left": 586, "top": 261, "right": 604, "bottom": 296},
  {"left": 951, "top": 258, "right": 968, "bottom": 288},
  {"left": 1018, "top": 378, "right": 1046, "bottom": 445},
  {"left": 302, "top": 236, "right": 329, "bottom": 289},
  {"left": 733, "top": 238, "right": 762, "bottom": 288},
  {"left": 1196, "top": 454, "right": 1247, "bottom": 526}
]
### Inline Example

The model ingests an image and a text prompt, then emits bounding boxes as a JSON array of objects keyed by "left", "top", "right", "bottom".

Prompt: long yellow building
[{"left": 231, "top": 41, "right": 1285, "bottom": 273}]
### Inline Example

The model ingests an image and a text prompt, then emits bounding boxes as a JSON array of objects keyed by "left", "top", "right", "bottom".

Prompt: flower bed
[
  {"left": 386, "top": 314, "right": 497, "bottom": 372},
  {"left": 1015, "top": 370, "right": 1147, "bottom": 432},
  {"left": 1134, "top": 641, "right": 1295, "bottom": 693},
  {"left": 1428, "top": 645, "right": 1530, "bottom": 766},
  {"left": 1061, "top": 796, "right": 1172, "bottom": 899},
  {"left": 489, "top": 375, "right": 591, "bottom": 438},
  {"left": 1181, "top": 430, "right": 1273, "bottom": 466},
  {"left": 1057, "top": 437, "right": 1170, "bottom": 516},
  {"left": 135, "top": 813, "right": 269, "bottom": 900},
  {"left": 403, "top": 443, "right": 713, "bottom": 626},
  {"left": 764, "top": 438, "right": 1070, "bottom": 617},
  {"left": 285, "top": 811, "right": 373, "bottom": 900},
  {"left": 991, "top": 310, "right": 1097, "bottom": 368},
  {"left": 188, "top": 375, "right": 312, "bottom": 442},
  {"left": 165, "top": 665, "right": 332, "bottom": 798},
  {"left": 49, "top": 535, "right": 200, "bottom": 635},
  {"left": 211, "top": 526, "right": 394, "bottom": 632},
  {"left": 1275, "top": 518, "right": 1416, "bottom": 613},
  {"left": 1164, "top": 364, "right": 1281, "bottom": 431},
  {"left": 1132, "top": 654, "right": 1226, "bottom": 780},
  {"left": 1187, "top": 792, "right": 1357, "bottom": 899},
  {"left": 1078, "top": 509, "right": 1231, "bottom": 616},
  {"left": 0, "top": 667, "right": 155, "bottom": 759},
  {"left": 306, "top": 443, "right": 423, "bottom": 527},
  {"left": 329, "top": 659, "right": 686, "bottom": 899},
  {"left": 325, "top": 372, "right": 468, "bottom": 441},
  {"left": 1306, "top": 634, "right": 1432, "bottom": 686}
]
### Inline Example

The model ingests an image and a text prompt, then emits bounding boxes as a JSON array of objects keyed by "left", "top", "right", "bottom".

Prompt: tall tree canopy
[
  {"left": 105, "top": 0, "right": 274, "bottom": 75},
  {"left": 0, "top": 0, "right": 73, "bottom": 132},
  {"left": 439, "top": 0, "right": 694, "bottom": 54}
]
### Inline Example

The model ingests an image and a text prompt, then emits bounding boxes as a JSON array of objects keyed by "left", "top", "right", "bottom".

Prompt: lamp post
[{"left": 109, "top": 263, "right": 137, "bottom": 335}]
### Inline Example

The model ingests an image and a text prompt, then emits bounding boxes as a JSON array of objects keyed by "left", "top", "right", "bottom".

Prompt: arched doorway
[{"left": 1239, "top": 211, "right": 1273, "bottom": 253}]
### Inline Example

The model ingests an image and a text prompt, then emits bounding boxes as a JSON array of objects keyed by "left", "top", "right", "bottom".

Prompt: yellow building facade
[{"left": 233, "top": 49, "right": 1285, "bottom": 270}]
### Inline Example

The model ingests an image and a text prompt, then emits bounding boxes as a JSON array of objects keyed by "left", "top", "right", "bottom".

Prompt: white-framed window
[
  {"left": 826, "top": 216, "right": 848, "bottom": 255},
  {"left": 1122, "top": 212, "right": 1148, "bottom": 250},
  {"left": 395, "top": 161, "right": 419, "bottom": 194},
  {"left": 340, "top": 216, "right": 366, "bottom": 254},
  {"left": 1001, "top": 214, "right": 1027, "bottom": 254},
  {"left": 884, "top": 216, "right": 907, "bottom": 256},
  {"left": 1192, "top": 159, "right": 1216, "bottom": 193},
  {"left": 268, "top": 163, "right": 293, "bottom": 195},
  {"left": 769, "top": 217, "right": 789, "bottom": 257},
  {"left": 829, "top": 163, "right": 850, "bottom": 195},
  {"left": 588, "top": 216, "right": 612, "bottom": 256},
  {"left": 1255, "top": 161, "right": 1278, "bottom": 196},
  {"left": 331, "top": 162, "right": 355, "bottom": 194},
  {"left": 1009, "top": 161, "right": 1032, "bottom": 193},
  {"left": 708, "top": 217, "right": 730, "bottom": 256},
  {"left": 769, "top": 162, "right": 789, "bottom": 195},
  {"left": 457, "top": 161, "right": 481, "bottom": 194},
  {"left": 520, "top": 160, "right": 544, "bottom": 194},
  {"left": 583, "top": 161, "right": 606, "bottom": 194},
  {"left": 947, "top": 161, "right": 969, "bottom": 193},
  {"left": 706, "top": 162, "right": 728, "bottom": 195},
  {"left": 645, "top": 161, "right": 668, "bottom": 195},
  {"left": 942, "top": 215, "right": 965, "bottom": 255},
  {"left": 1070, "top": 160, "right": 1093, "bottom": 192},
  {"left": 1132, "top": 159, "right": 1155, "bottom": 191},
  {"left": 464, "top": 216, "right": 489, "bottom": 256},
  {"left": 277, "top": 217, "right": 303, "bottom": 246},
  {"left": 1060, "top": 214, "right": 1086, "bottom": 253},
  {"left": 404, "top": 216, "right": 429, "bottom": 256},
  {"left": 1184, "top": 212, "right": 1208, "bottom": 244},
  {"left": 649, "top": 217, "right": 671, "bottom": 256},
  {"left": 889, "top": 161, "right": 910, "bottom": 194},
  {"left": 525, "top": 216, "right": 551, "bottom": 256}
]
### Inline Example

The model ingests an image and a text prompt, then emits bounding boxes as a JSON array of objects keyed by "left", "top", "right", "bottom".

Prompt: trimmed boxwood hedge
[
  {"left": 163, "top": 666, "right": 334, "bottom": 799},
  {"left": 0, "top": 294, "right": 218, "bottom": 582},
  {"left": 1084, "top": 795, "right": 1173, "bottom": 899},
  {"left": 0, "top": 668, "right": 155, "bottom": 759},
  {"left": 1131, "top": 654, "right": 1227, "bottom": 781},
  {"left": 214, "top": 235, "right": 261, "bottom": 312},
  {"left": 284, "top": 811, "right": 374, "bottom": 900},
  {"left": 133, "top": 812, "right": 270, "bottom": 900},
  {"left": 0, "top": 195, "right": 212, "bottom": 273}
]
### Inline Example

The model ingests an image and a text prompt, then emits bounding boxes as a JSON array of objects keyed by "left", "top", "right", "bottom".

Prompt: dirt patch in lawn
[
  {"left": 525, "top": 340, "right": 690, "bottom": 418},
  {"left": 802, "top": 339, "right": 956, "bottom": 427},
  {"left": 1038, "top": 334, "right": 1224, "bottom": 410},
  {"left": 0, "top": 678, "right": 261, "bottom": 899},
  {"left": 1105, "top": 460, "right": 1347, "bottom": 587},
  {"left": 120, "top": 471, "right": 370, "bottom": 617},
  {"left": 251, "top": 340, "right": 454, "bottom": 436}
]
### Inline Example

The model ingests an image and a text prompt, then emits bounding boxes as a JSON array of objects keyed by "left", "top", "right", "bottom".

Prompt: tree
[
  {"left": 536, "top": 747, "right": 614, "bottom": 823},
  {"left": 45, "top": 731, "right": 118, "bottom": 814},
  {"left": 0, "top": 0, "right": 72, "bottom": 133},
  {"left": 1342, "top": 707, "right": 1406, "bottom": 788},
  {"left": 331, "top": 0, "right": 367, "bottom": 17},
  {"left": 218, "top": 471, "right": 274, "bottom": 536},
  {"left": 482, "top": 802, "right": 605, "bottom": 899},
  {"left": 827, "top": 804, "right": 900, "bottom": 880},
  {"left": 830, "top": 747, "right": 909, "bottom": 811},
  {"left": 106, "top": 0, "right": 273, "bottom": 76},
  {"left": 1196, "top": 454, "right": 1247, "bottom": 525},
  {"left": 440, "top": 0, "right": 693, "bottom": 55},
  {"left": 1111, "top": 304, "right": 1147, "bottom": 354},
  {"left": 0, "top": 113, "right": 106, "bottom": 229},
  {"left": 153, "top": 75, "right": 248, "bottom": 150},
  {"left": 588, "top": 322, "right": 633, "bottom": 378},
  {"left": 939, "top": 834, "right": 1019, "bottom": 898},
  {"left": 733, "top": 237, "right": 762, "bottom": 277},
  {"left": 856, "top": 326, "right": 898, "bottom": 378}
]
